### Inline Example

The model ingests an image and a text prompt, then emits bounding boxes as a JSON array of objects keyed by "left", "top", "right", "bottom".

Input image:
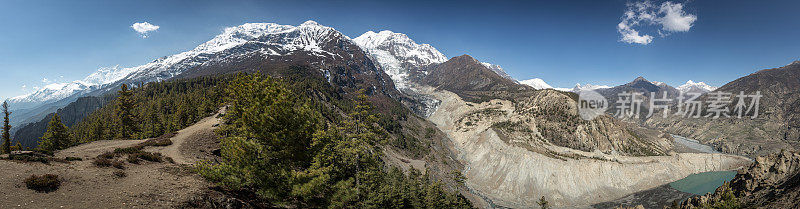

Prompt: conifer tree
[
  {"left": 537, "top": 196, "right": 550, "bottom": 209},
  {"left": 115, "top": 84, "right": 137, "bottom": 139},
  {"left": 2, "top": 101, "right": 11, "bottom": 154},
  {"left": 39, "top": 113, "right": 70, "bottom": 152}
]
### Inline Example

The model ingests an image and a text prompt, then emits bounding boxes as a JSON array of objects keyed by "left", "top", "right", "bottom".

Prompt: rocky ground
[
  {"left": 0, "top": 112, "right": 224, "bottom": 208},
  {"left": 680, "top": 150, "right": 800, "bottom": 208},
  {"left": 424, "top": 87, "right": 751, "bottom": 208}
]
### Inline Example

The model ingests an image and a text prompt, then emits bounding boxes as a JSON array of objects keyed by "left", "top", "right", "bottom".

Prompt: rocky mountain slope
[
  {"left": 423, "top": 87, "right": 750, "bottom": 208},
  {"left": 10, "top": 21, "right": 370, "bottom": 129},
  {"left": 353, "top": 30, "right": 751, "bottom": 207},
  {"left": 12, "top": 20, "right": 398, "bottom": 148},
  {"left": 596, "top": 76, "right": 681, "bottom": 104},
  {"left": 422, "top": 55, "right": 530, "bottom": 103},
  {"left": 645, "top": 61, "right": 800, "bottom": 157},
  {"left": 352, "top": 30, "right": 448, "bottom": 90},
  {"left": 480, "top": 62, "right": 515, "bottom": 82},
  {"left": 679, "top": 150, "right": 800, "bottom": 208}
]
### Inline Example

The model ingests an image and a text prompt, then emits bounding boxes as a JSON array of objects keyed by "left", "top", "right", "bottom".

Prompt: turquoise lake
[{"left": 669, "top": 171, "right": 737, "bottom": 195}]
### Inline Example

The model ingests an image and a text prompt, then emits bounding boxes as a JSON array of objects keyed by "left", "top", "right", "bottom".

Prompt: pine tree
[
  {"left": 39, "top": 113, "right": 70, "bottom": 152},
  {"left": 2, "top": 101, "right": 11, "bottom": 155},
  {"left": 537, "top": 196, "right": 550, "bottom": 209},
  {"left": 115, "top": 84, "right": 137, "bottom": 139}
]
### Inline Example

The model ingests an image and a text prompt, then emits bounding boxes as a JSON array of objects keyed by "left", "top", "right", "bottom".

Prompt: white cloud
[
  {"left": 618, "top": 22, "right": 654, "bottom": 45},
  {"left": 657, "top": 2, "right": 697, "bottom": 32},
  {"left": 131, "top": 22, "right": 160, "bottom": 38},
  {"left": 617, "top": 1, "right": 696, "bottom": 45},
  {"left": 41, "top": 78, "right": 49, "bottom": 83}
]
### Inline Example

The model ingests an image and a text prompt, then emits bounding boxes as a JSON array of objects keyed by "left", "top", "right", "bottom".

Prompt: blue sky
[{"left": 1, "top": 0, "right": 799, "bottom": 100}]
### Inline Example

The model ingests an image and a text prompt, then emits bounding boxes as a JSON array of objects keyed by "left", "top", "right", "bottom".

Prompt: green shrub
[
  {"left": 10, "top": 154, "right": 50, "bottom": 164},
  {"left": 136, "top": 152, "right": 162, "bottom": 162},
  {"left": 126, "top": 154, "right": 140, "bottom": 164},
  {"left": 164, "top": 156, "right": 175, "bottom": 164},
  {"left": 93, "top": 157, "right": 112, "bottom": 167},
  {"left": 24, "top": 174, "right": 61, "bottom": 193},
  {"left": 113, "top": 147, "right": 142, "bottom": 154},
  {"left": 65, "top": 157, "right": 83, "bottom": 161},
  {"left": 140, "top": 133, "right": 175, "bottom": 147},
  {"left": 98, "top": 151, "right": 116, "bottom": 159},
  {"left": 112, "top": 160, "right": 125, "bottom": 169}
]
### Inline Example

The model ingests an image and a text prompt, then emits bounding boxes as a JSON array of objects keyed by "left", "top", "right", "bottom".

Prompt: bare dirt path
[
  {"left": 56, "top": 139, "right": 146, "bottom": 159},
  {"left": 145, "top": 111, "right": 223, "bottom": 165},
  {"left": 0, "top": 111, "right": 224, "bottom": 208},
  {"left": 0, "top": 142, "right": 209, "bottom": 208}
]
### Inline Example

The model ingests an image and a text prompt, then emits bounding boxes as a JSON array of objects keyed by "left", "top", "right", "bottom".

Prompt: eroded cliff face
[
  {"left": 731, "top": 150, "right": 800, "bottom": 208},
  {"left": 680, "top": 150, "right": 800, "bottom": 209},
  {"left": 423, "top": 87, "right": 751, "bottom": 208}
]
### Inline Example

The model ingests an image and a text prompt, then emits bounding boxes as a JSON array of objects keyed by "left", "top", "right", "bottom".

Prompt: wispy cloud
[
  {"left": 617, "top": 1, "right": 696, "bottom": 45},
  {"left": 131, "top": 22, "right": 160, "bottom": 38}
]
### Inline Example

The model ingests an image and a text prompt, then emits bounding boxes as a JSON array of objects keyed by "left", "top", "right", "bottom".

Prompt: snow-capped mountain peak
[
  {"left": 10, "top": 20, "right": 346, "bottom": 108},
  {"left": 520, "top": 78, "right": 553, "bottom": 90},
  {"left": 353, "top": 30, "right": 447, "bottom": 89},
  {"left": 571, "top": 83, "right": 611, "bottom": 92},
  {"left": 9, "top": 66, "right": 136, "bottom": 105},
  {"left": 354, "top": 30, "right": 447, "bottom": 65},
  {"left": 677, "top": 80, "right": 717, "bottom": 94},
  {"left": 480, "top": 62, "right": 515, "bottom": 81},
  {"left": 354, "top": 30, "right": 446, "bottom": 64}
]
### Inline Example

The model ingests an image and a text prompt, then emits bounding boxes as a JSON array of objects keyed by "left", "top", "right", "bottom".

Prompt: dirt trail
[
  {"left": 145, "top": 111, "right": 223, "bottom": 165},
  {"left": 0, "top": 111, "right": 224, "bottom": 208}
]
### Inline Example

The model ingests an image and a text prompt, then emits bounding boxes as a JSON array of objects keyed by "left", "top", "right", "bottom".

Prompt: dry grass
[{"left": 24, "top": 174, "right": 61, "bottom": 193}]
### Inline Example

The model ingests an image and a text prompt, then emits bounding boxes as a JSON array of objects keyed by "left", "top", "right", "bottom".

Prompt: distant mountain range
[
  {"left": 677, "top": 80, "right": 717, "bottom": 94},
  {"left": 7, "top": 20, "right": 800, "bottom": 208},
  {"left": 8, "top": 22, "right": 518, "bottom": 128},
  {"left": 646, "top": 61, "right": 800, "bottom": 157}
]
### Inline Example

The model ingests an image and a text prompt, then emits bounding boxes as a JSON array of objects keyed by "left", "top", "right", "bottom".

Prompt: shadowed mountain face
[
  {"left": 9, "top": 21, "right": 401, "bottom": 134},
  {"left": 645, "top": 62, "right": 800, "bottom": 157},
  {"left": 13, "top": 96, "right": 112, "bottom": 149},
  {"left": 172, "top": 36, "right": 407, "bottom": 118},
  {"left": 422, "top": 55, "right": 530, "bottom": 102},
  {"left": 596, "top": 76, "right": 681, "bottom": 104},
  {"left": 11, "top": 21, "right": 403, "bottom": 145}
]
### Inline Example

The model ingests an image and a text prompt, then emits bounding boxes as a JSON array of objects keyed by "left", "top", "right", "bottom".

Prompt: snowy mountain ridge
[
  {"left": 676, "top": 80, "right": 717, "bottom": 94},
  {"left": 9, "top": 66, "right": 136, "bottom": 105},
  {"left": 571, "top": 83, "right": 612, "bottom": 92},
  {"left": 353, "top": 30, "right": 447, "bottom": 89},
  {"left": 9, "top": 20, "right": 343, "bottom": 108}
]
